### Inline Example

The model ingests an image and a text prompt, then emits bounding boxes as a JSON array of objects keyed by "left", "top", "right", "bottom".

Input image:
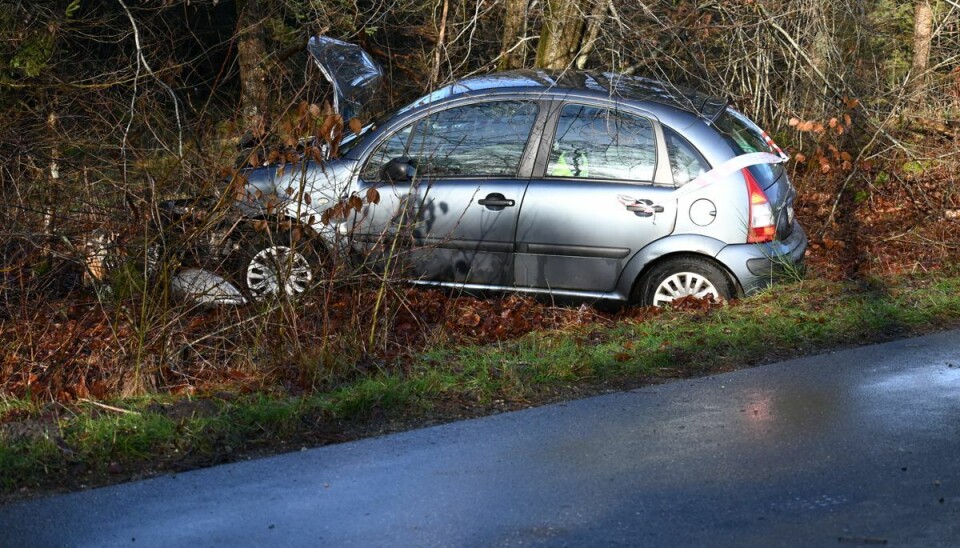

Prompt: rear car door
[
  {"left": 514, "top": 103, "right": 677, "bottom": 292},
  {"left": 355, "top": 99, "right": 540, "bottom": 285}
]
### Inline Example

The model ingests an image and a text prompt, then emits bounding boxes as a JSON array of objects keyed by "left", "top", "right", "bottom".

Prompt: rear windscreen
[{"left": 713, "top": 108, "right": 783, "bottom": 188}]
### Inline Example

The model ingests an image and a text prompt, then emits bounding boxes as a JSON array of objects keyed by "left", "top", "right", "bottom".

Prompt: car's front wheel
[
  {"left": 232, "top": 224, "right": 323, "bottom": 301},
  {"left": 638, "top": 257, "right": 735, "bottom": 307}
]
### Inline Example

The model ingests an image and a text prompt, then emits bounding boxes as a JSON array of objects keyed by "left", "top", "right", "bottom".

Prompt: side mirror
[{"left": 382, "top": 157, "right": 417, "bottom": 183}]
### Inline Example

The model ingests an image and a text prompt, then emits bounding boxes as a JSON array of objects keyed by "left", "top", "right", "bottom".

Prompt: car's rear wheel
[
  {"left": 638, "top": 257, "right": 735, "bottom": 307},
  {"left": 232, "top": 224, "right": 323, "bottom": 301}
]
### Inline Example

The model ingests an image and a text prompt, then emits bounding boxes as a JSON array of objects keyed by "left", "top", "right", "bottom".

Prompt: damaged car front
[{"left": 149, "top": 35, "right": 385, "bottom": 304}]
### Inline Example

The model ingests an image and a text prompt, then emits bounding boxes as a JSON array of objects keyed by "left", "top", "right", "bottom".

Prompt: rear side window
[
  {"left": 547, "top": 104, "right": 657, "bottom": 181},
  {"left": 713, "top": 108, "right": 783, "bottom": 187}
]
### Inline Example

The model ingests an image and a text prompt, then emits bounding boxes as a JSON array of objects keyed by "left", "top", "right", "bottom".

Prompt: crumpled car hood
[{"left": 307, "top": 35, "right": 383, "bottom": 122}]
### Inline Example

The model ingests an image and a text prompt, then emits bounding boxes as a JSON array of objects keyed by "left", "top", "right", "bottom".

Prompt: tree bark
[
  {"left": 535, "top": 0, "right": 588, "bottom": 69},
  {"left": 575, "top": 0, "right": 610, "bottom": 70},
  {"left": 804, "top": 0, "right": 834, "bottom": 114},
  {"left": 236, "top": 0, "right": 269, "bottom": 137},
  {"left": 499, "top": 0, "right": 529, "bottom": 70},
  {"left": 910, "top": 0, "right": 934, "bottom": 103}
]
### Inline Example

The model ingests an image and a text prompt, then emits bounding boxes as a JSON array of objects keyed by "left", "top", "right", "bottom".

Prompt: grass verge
[{"left": 4, "top": 273, "right": 960, "bottom": 500}]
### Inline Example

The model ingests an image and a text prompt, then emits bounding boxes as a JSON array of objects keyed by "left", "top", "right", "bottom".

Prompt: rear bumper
[{"left": 715, "top": 221, "right": 808, "bottom": 296}]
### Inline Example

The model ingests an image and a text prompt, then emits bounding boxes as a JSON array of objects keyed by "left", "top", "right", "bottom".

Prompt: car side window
[
  {"left": 360, "top": 125, "right": 413, "bottom": 181},
  {"left": 663, "top": 127, "right": 710, "bottom": 187},
  {"left": 407, "top": 101, "right": 538, "bottom": 178},
  {"left": 547, "top": 105, "right": 656, "bottom": 181}
]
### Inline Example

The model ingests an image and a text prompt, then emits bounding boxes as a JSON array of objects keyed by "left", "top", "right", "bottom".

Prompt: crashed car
[{"left": 160, "top": 35, "right": 807, "bottom": 307}]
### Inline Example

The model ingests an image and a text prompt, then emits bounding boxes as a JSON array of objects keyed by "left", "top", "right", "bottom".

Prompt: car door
[
  {"left": 514, "top": 103, "right": 678, "bottom": 293},
  {"left": 355, "top": 99, "right": 540, "bottom": 286}
]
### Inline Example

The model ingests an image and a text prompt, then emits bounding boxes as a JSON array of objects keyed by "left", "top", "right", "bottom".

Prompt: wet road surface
[{"left": 2, "top": 330, "right": 959, "bottom": 547}]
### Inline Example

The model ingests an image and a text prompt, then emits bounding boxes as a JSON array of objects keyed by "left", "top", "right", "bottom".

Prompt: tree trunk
[
  {"left": 910, "top": 0, "right": 934, "bottom": 103},
  {"left": 499, "top": 0, "right": 530, "bottom": 70},
  {"left": 535, "top": 0, "right": 588, "bottom": 69},
  {"left": 236, "top": 0, "right": 269, "bottom": 137},
  {"left": 805, "top": 0, "right": 834, "bottom": 115},
  {"left": 575, "top": 0, "right": 609, "bottom": 70}
]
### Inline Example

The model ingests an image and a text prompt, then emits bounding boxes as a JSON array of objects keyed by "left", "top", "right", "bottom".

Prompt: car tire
[
  {"left": 232, "top": 223, "right": 324, "bottom": 301},
  {"left": 637, "top": 256, "right": 736, "bottom": 307}
]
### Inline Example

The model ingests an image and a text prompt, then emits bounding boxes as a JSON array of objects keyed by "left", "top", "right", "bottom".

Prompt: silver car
[{"left": 177, "top": 36, "right": 807, "bottom": 307}]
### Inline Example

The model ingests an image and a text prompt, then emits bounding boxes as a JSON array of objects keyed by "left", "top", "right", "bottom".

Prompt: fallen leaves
[{"left": 3, "top": 155, "right": 958, "bottom": 405}]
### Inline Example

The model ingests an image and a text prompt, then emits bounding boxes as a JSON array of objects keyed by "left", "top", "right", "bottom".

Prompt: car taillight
[{"left": 744, "top": 169, "right": 776, "bottom": 243}]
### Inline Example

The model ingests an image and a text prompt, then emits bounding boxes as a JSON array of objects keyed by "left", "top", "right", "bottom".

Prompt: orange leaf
[
  {"left": 788, "top": 117, "right": 800, "bottom": 127},
  {"left": 458, "top": 310, "right": 481, "bottom": 327},
  {"left": 349, "top": 195, "right": 363, "bottom": 212},
  {"left": 366, "top": 187, "right": 381, "bottom": 205},
  {"left": 348, "top": 118, "right": 363, "bottom": 135},
  {"left": 319, "top": 116, "right": 335, "bottom": 140}
]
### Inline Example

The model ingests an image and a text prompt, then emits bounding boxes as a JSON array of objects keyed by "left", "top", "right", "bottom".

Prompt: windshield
[{"left": 713, "top": 108, "right": 783, "bottom": 187}]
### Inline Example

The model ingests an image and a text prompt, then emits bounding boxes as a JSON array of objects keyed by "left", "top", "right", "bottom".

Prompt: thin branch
[{"left": 116, "top": 0, "right": 183, "bottom": 159}]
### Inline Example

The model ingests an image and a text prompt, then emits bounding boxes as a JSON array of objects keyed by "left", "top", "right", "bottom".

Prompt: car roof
[{"left": 413, "top": 70, "right": 729, "bottom": 121}]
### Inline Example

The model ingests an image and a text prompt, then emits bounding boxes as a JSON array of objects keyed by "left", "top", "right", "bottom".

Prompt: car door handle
[
  {"left": 625, "top": 203, "right": 664, "bottom": 213},
  {"left": 625, "top": 203, "right": 664, "bottom": 218},
  {"left": 618, "top": 194, "right": 663, "bottom": 217},
  {"left": 478, "top": 193, "right": 515, "bottom": 210}
]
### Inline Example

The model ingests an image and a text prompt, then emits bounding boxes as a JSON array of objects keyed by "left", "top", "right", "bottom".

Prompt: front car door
[
  {"left": 354, "top": 99, "right": 541, "bottom": 286},
  {"left": 514, "top": 102, "right": 678, "bottom": 293}
]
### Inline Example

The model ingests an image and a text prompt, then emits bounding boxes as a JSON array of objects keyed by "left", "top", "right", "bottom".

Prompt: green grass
[{"left": 4, "top": 274, "right": 960, "bottom": 496}]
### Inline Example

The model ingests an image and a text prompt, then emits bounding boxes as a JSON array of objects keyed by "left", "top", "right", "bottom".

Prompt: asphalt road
[{"left": 2, "top": 330, "right": 959, "bottom": 547}]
